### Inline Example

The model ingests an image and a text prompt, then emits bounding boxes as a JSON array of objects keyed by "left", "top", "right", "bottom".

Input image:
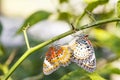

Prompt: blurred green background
[{"left": 0, "top": 0, "right": 120, "bottom": 80}]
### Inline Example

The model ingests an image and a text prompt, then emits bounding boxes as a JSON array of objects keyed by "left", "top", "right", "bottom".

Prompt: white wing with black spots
[{"left": 68, "top": 35, "right": 96, "bottom": 72}]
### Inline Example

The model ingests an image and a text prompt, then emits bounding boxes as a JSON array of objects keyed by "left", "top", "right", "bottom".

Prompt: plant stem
[
  {"left": 23, "top": 26, "right": 30, "bottom": 49},
  {"left": 2, "top": 30, "right": 74, "bottom": 80},
  {"left": 2, "top": 18, "right": 120, "bottom": 80},
  {"left": 74, "top": 12, "right": 85, "bottom": 27},
  {"left": 77, "top": 18, "right": 120, "bottom": 30}
]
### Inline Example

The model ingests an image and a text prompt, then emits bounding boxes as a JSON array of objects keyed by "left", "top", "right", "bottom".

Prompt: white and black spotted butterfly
[{"left": 68, "top": 34, "right": 96, "bottom": 72}]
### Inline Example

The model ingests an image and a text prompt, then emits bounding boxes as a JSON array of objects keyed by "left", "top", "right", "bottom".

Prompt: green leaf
[
  {"left": 59, "top": 0, "right": 68, "bottom": 3},
  {"left": 0, "top": 21, "right": 3, "bottom": 36},
  {"left": 85, "top": 0, "right": 109, "bottom": 12},
  {"left": 93, "top": 29, "right": 120, "bottom": 56},
  {"left": 117, "top": 0, "right": 120, "bottom": 18},
  {"left": 59, "top": 69, "right": 90, "bottom": 80},
  {"left": 0, "top": 44, "right": 5, "bottom": 56},
  {"left": 58, "top": 12, "right": 72, "bottom": 22},
  {"left": 88, "top": 72, "right": 106, "bottom": 80},
  {"left": 84, "top": 0, "right": 98, "bottom": 4},
  {"left": 75, "top": 0, "right": 109, "bottom": 26},
  {"left": 17, "top": 11, "right": 51, "bottom": 34},
  {"left": 116, "top": 0, "right": 120, "bottom": 28},
  {"left": 106, "top": 64, "right": 120, "bottom": 74},
  {"left": 116, "top": 21, "right": 120, "bottom": 27},
  {"left": 98, "top": 64, "right": 120, "bottom": 76},
  {"left": 110, "top": 68, "right": 120, "bottom": 74},
  {"left": 94, "top": 10, "right": 114, "bottom": 20}
]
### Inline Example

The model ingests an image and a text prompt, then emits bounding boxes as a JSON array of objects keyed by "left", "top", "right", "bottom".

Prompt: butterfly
[
  {"left": 68, "top": 34, "right": 96, "bottom": 72},
  {"left": 43, "top": 45, "right": 72, "bottom": 75},
  {"left": 43, "top": 34, "right": 96, "bottom": 75}
]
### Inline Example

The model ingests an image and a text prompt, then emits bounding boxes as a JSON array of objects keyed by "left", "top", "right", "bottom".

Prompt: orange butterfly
[{"left": 43, "top": 34, "right": 96, "bottom": 75}]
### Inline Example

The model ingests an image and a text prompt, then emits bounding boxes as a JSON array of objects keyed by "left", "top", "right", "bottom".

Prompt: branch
[
  {"left": 23, "top": 24, "right": 30, "bottom": 49},
  {"left": 5, "top": 49, "right": 17, "bottom": 66},
  {"left": 2, "top": 18, "right": 120, "bottom": 80},
  {"left": 77, "top": 18, "right": 120, "bottom": 30}
]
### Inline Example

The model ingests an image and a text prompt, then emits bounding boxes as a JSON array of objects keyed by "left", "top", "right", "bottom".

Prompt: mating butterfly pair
[{"left": 43, "top": 34, "right": 96, "bottom": 75}]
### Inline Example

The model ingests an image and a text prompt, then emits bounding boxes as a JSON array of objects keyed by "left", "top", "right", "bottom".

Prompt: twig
[
  {"left": 23, "top": 24, "right": 30, "bottom": 49},
  {"left": 5, "top": 49, "right": 17, "bottom": 66},
  {"left": 85, "top": 10, "right": 96, "bottom": 22}
]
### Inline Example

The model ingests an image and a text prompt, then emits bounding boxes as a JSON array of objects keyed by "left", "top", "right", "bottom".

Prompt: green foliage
[
  {"left": 0, "top": 21, "right": 3, "bottom": 36},
  {"left": 59, "top": 69, "right": 106, "bottom": 80},
  {"left": 97, "top": 63, "right": 120, "bottom": 78},
  {"left": 88, "top": 72, "right": 106, "bottom": 80},
  {"left": 58, "top": 12, "right": 72, "bottom": 22},
  {"left": 117, "top": 0, "right": 120, "bottom": 27},
  {"left": 116, "top": 21, "right": 120, "bottom": 27},
  {"left": 111, "top": 68, "right": 120, "bottom": 74},
  {"left": 0, "top": 44, "right": 5, "bottom": 56},
  {"left": 17, "top": 11, "right": 51, "bottom": 34},
  {"left": 117, "top": 0, "right": 120, "bottom": 18},
  {"left": 94, "top": 10, "right": 114, "bottom": 20},
  {"left": 0, "top": 22, "right": 4, "bottom": 56},
  {"left": 84, "top": 0, "right": 98, "bottom": 4},
  {"left": 59, "top": 0, "right": 68, "bottom": 3},
  {"left": 93, "top": 29, "right": 120, "bottom": 56},
  {"left": 75, "top": 0, "right": 109, "bottom": 27},
  {"left": 59, "top": 69, "right": 89, "bottom": 80},
  {"left": 85, "top": 0, "right": 108, "bottom": 12}
]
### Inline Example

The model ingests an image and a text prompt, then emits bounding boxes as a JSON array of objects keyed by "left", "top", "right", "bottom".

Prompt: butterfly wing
[
  {"left": 68, "top": 35, "right": 96, "bottom": 72},
  {"left": 43, "top": 46, "right": 60, "bottom": 75},
  {"left": 43, "top": 45, "right": 71, "bottom": 75},
  {"left": 58, "top": 45, "right": 72, "bottom": 67}
]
